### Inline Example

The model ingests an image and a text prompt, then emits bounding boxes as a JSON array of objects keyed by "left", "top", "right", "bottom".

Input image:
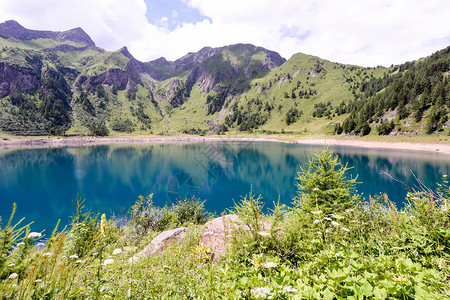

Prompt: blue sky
[
  {"left": 144, "top": 0, "right": 210, "bottom": 31},
  {"left": 0, "top": 0, "right": 449, "bottom": 66}
]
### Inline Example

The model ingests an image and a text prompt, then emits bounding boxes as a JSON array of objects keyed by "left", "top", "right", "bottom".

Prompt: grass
[{"left": 0, "top": 149, "right": 449, "bottom": 299}]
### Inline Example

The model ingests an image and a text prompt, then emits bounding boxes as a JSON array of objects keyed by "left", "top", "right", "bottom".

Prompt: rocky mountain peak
[{"left": 0, "top": 20, "right": 95, "bottom": 46}]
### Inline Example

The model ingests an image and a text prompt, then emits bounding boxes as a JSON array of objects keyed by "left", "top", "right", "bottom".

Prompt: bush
[{"left": 172, "top": 196, "right": 207, "bottom": 225}]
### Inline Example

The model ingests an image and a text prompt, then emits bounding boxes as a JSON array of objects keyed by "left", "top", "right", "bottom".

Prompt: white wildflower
[
  {"left": 313, "top": 219, "right": 321, "bottom": 224},
  {"left": 226, "top": 234, "right": 233, "bottom": 238},
  {"left": 279, "top": 285, "right": 299, "bottom": 294},
  {"left": 128, "top": 256, "right": 139, "bottom": 263},
  {"left": 331, "top": 221, "right": 340, "bottom": 227},
  {"left": 69, "top": 254, "right": 79, "bottom": 259},
  {"left": 35, "top": 279, "right": 42, "bottom": 283},
  {"left": 312, "top": 188, "right": 320, "bottom": 191},
  {"left": 36, "top": 242, "right": 45, "bottom": 247},
  {"left": 332, "top": 214, "right": 345, "bottom": 219},
  {"left": 17, "top": 242, "right": 25, "bottom": 246},
  {"left": 263, "top": 262, "right": 278, "bottom": 268},
  {"left": 410, "top": 216, "right": 416, "bottom": 219},
  {"left": 257, "top": 231, "right": 270, "bottom": 237},
  {"left": 103, "top": 258, "right": 114, "bottom": 265},
  {"left": 342, "top": 227, "right": 350, "bottom": 232},
  {"left": 8, "top": 273, "right": 18, "bottom": 279},
  {"left": 243, "top": 244, "right": 248, "bottom": 247},
  {"left": 324, "top": 217, "right": 332, "bottom": 221},
  {"left": 76, "top": 260, "right": 84, "bottom": 264},
  {"left": 203, "top": 231, "right": 214, "bottom": 236},
  {"left": 251, "top": 287, "right": 274, "bottom": 299},
  {"left": 112, "top": 248, "right": 122, "bottom": 255},
  {"left": 8, "top": 263, "right": 15, "bottom": 267},
  {"left": 42, "top": 252, "right": 52, "bottom": 257},
  {"left": 28, "top": 232, "right": 42, "bottom": 238},
  {"left": 317, "top": 231, "right": 322, "bottom": 235},
  {"left": 92, "top": 252, "right": 98, "bottom": 256}
]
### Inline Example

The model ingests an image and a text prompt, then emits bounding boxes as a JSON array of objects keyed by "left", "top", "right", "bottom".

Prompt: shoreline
[{"left": 0, "top": 135, "right": 450, "bottom": 155}]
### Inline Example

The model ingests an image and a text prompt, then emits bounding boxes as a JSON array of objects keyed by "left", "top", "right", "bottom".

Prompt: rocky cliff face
[{"left": 0, "top": 21, "right": 290, "bottom": 135}]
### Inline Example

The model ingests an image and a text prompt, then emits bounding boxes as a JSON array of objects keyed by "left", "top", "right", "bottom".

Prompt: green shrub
[{"left": 172, "top": 196, "right": 207, "bottom": 225}]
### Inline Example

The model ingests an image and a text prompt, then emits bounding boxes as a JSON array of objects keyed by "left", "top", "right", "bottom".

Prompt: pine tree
[{"left": 295, "top": 149, "right": 359, "bottom": 216}]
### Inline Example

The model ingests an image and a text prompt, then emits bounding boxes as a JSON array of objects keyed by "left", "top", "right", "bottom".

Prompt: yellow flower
[{"left": 100, "top": 214, "right": 108, "bottom": 236}]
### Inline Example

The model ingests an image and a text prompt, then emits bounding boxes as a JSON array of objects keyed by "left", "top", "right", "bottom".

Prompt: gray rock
[{"left": 129, "top": 227, "right": 187, "bottom": 263}]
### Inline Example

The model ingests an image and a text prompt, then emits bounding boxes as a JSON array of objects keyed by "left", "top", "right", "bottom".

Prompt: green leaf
[{"left": 373, "top": 287, "right": 387, "bottom": 299}]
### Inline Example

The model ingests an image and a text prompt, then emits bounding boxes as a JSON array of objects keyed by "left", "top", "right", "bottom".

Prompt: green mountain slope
[{"left": 0, "top": 20, "right": 448, "bottom": 137}]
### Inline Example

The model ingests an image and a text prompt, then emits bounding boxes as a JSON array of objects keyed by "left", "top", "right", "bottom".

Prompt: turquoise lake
[{"left": 1, "top": 141, "right": 449, "bottom": 233}]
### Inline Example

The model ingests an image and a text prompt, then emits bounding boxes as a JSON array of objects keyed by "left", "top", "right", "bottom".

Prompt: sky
[{"left": 0, "top": 0, "right": 449, "bottom": 67}]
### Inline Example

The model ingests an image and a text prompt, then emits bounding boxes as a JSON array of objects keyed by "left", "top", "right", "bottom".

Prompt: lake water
[{"left": 1, "top": 141, "right": 449, "bottom": 232}]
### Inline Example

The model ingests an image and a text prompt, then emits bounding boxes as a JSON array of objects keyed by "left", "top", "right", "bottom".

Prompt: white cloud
[{"left": 0, "top": 0, "right": 449, "bottom": 66}]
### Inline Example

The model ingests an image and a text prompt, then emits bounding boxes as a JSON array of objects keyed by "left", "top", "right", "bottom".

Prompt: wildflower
[
  {"left": 251, "top": 287, "right": 274, "bottom": 299},
  {"left": 35, "top": 279, "right": 42, "bottom": 283},
  {"left": 263, "top": 262, "right": 278, "bottom": 268},
  {"left": 317, "top": 231, "right": 322, "bottom": 235},
  {"left": 342, "top": 227, "right": 350, "bottom": 232},
  {"left": 410, "top": 216, "right": 416, "bottom": 219},
  {"left": 76, "top": 260, "right": 84, "bottom": 264},
  {"left": 28, "top": 232, "right": 42, "bottom": 238},
  {"left": 324, "top": 217, "right": 332, "bottom": 221},
  {"left": 313, "top": 188, "right": 320, "bottom": 191},
  {"left": 311, "top": 210, "right": 322, "bottom": 214},
  {"left": 100, "top": 213, "right": 108, "bottom": 236},
  {"left": 42, "top": 252, "right": 52, "bottom": 257},
  {"left": 364, "top": 201, "right": 369, "bottom": 205},
  {"left": 243, "top": 244, "right": 248, "bottom": 247},
  {"left": 331, "top": 221, "right": 340, "bottom": 227},
  {"left": 446, "top": 274, "right": 450, "bottom": 278},
  {"left": 69, "top": 254, "right": 79, "bottom": 259},
  {"left": 92, "top": 252, "right": 98, "bottom": 256},
  {"left": 226, "top": 234, "right": 233, "bottom": 238},
  {"left": 279, "top": 285, "right": 299, "bottom": 294},
  {"left": 251, "top": 257, "right": 262, "bottom": 267},
  {"left": 203, "top": 231, "right": 214, "bottom": 236},
  {"left": 163, "top": 265, "right": 170, "bottom": 269},
  {"left": 12, "top": 284, "right": 17, "bottom": 287},
  {"left": 8, "top": 273, "right": 18, "bottom": 279},
  {"left": 8, "top": 263, "right": 15, "bottom": 267},
  {"left": 257, "top": 231, "right": 270, "bottom": 237},
  {"left": 112, "top": 248, "right": 122, "bottom": 255},
  {"left": 313, "top": 219, "right": 321, "bottom": 224},
  {"left": 332, "top": 214, "right": 345, "bottom": 219},
  {"left": 17, "top": 242, "right": 25, "bottom": 246},
  {"left": 36, "top": 242, "right": 45, "bottom": 247},
  {"left": 103, "top": 259, "right": 114, "bottom": 265}
]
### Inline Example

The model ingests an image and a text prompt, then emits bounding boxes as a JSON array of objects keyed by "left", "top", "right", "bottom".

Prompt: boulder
[
  {"left": 199, "top": 214, "right": 271, "bottom": 261},
  {"left": 129, "top": 227, "right": 186, "bottom": 263}
]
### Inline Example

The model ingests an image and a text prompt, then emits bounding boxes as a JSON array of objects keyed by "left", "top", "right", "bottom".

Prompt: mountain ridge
[{"left": 0, "top": 20, "right": 448, "bottom": 137}]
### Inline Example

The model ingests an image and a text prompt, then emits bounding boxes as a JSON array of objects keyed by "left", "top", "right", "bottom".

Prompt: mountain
[
  {"left": 0, "top": 20, "right": 95, "bottom": 46},
  {"left": 0, "top": 20, "right": 448, "bottom": 137}
]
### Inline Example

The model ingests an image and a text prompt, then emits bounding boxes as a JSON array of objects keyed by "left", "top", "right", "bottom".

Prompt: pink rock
[{"left": 199, "top": 214, "right": 271, "bottom": 261}]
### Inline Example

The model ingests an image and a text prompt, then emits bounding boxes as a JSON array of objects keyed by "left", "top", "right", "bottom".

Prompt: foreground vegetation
[{"left": 0, "top": 149, "right": 449, "bottom": 299}]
